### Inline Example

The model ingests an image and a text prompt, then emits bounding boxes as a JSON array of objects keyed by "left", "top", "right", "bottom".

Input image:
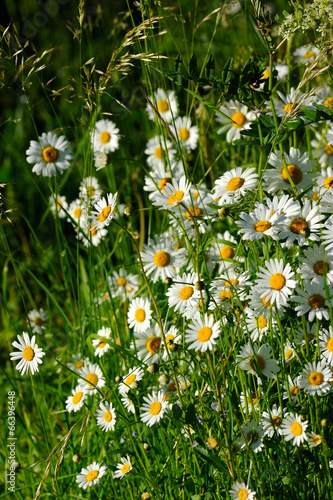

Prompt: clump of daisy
[
  {"left": 76, "top": 462, "right": 107, "bottom": 489},
  {"left": 10, "top": 332, "right": 45, "bottom": 376},
  {"left": 26, "top": 131, "right": 72, "bottom": 177}
]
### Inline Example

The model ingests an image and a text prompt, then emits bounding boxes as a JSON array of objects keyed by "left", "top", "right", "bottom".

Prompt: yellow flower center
[
  {"left": 121, "top": 463, "right": 131, "bottom": 474},
  {"left": 255, "top": 220, "right": 272, "bottom": 232},
  {"left": 314, "top": 261, "right": 329, "bottom": 276},
  {"left": 166, "top": 334, "right": 174, "bottom": 347},
  {"left": 100, "top": 131, "right": 111, "bottom": 144},
  {"left": 269, "top": 273, "right": 286, "bottom": 290},
  {"left": 86, "top": 469, "right": 99, "bottom": 482},
  {"left": 283, "top": 103, "right": 294, "bottom": 114},
  {"left": 72, "top": 391, "right": 83, "bottom": 404},
  {"left": 98, "top": 205, "right": 111, "bottom": 222},
  {"left": 273, "top": 416, "right": 282, "bottom": 427},
  {"left": 168, "top": 190, "right": 184, "bottom": 205},
  {"left": 135, "top": 308, "right": 146, "bottom": 322},
  {"left": 185, "top": 206, "right": 203, "bottom": 220},
  {"left": 207, "top": 437, "right": 218, "bottom": 449},
  {"left": 157, "top": 99, "right": 169, "bottom": 113},
  {"left": 179, "top": 285, "right": 194, "bottom": 300},
  {"left": 220, "top": 245, "right": 235, "bottom": 259},
  {"left": 42, "top": 146, "right": 59, "bottom": 163},
  {"left": 224, "top": 278, "right": 239, "bottom": 287},
  {"left": 220, "top": 290, "right": 232, "bottom": 301},
  {"left": 308, "top": 371, "right": 324, "bottom": 386},
  {"left": 98, "top": 338, "right": 106, "bottom": 349},
  {"left": 255, "top": 314, "right": 266, "bottom": 329},
  {"left": 303, "top": 50, "right": 315, "bottom": 58},
  {"left": 159, "top": 177, "right": 172, "bottom": 190},
  {"left": 249, "top": 354, "right": 265, "bottom": 372},
  {"left": 237, "top": 489, "right": 249, "bottom": 500},
  {"left": 56, "top": 199, "right": 62, "bottom": 210},
  {"left": 150, "top": 401, "right": 162, "bottom": 415},
  {"left": 178, "top": 128, "right": 190, "bottom": 141},
  {"left": 313, "top": 435, "right": 322, "bottom": 445},
  {"left": 324, "top": 96, "right": 333, "bottom": 110},
  {"left": 74, "top": 208, "right": 82, "bottom": 218},
  {"left": 291, "top": 386, "right": 299, "bottom": 396},
  {"left": 154, "top": 251, "right": 171, "bottom": 267},
  {"left": 125, "top": 374, "right": 136, "bottom": 386},
  {"left": 324, "top": 144, "right": 333, "bottom": 157},
  {"left": 86, "top": 373, "right": 98, "bottom": 386},
  {"left": 23, "top": 346, "right": 35, "bottom": 361},
  {"left": 146, "top": 336, "right": 161, "bottom": 353},
  {"left": 197, "top": 326, "right": 212, "bottom": 342},
  {"left": 117, "top": 277, "right": 128, "bottom": 287},
  {"left": 76, "top": 360, "right": 83, "bottom": 369},
  {"left": 285, "top": 349, "right": 293, "bottom": 360},
  {"left": 308, "top": 294, "right": 325, "bottom": 309},
  {"left": 104, "top": 411, "right": 112, "bottom": 422},
  {"left": 261, "top": 294, "right": 271, "bottom": 307},
  {"left": 34, "top": 317, "right": 43, "bottom": 326},
  {"left": 154, "top": 146, "right": 163, "bottom": 159},
  {"left": 291, "top": 422, "right": 303, "bottom": 436},
  {"left": 227, "top": 177, "right": 245, "bottom": 191},
  {"left": 102, "top": 293, "right": 110, "bottom": 300},
  {"left": 324, "top": 175, "right": 333, "bottom": 188},
  {"left": 88, "top": 225, "right": 98, "bottom": 236},
  {"left": 231, "top": 111, "right": 247, "bottom": 128},
  {"left": 326, "top": 338, "right": 333, "bottom": 352},
  {"left": 290, "top": 218, "right": 308, "bottom": 234},
  {"left": 262, "top": 69, "right": 270, "bottom": 79},
  {"left": 281, "top": 164, "right": 303, "bottom": 184}
]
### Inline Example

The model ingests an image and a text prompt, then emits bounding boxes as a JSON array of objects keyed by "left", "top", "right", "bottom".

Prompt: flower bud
[
  {"left": 147, "top": 363, "right": 159, "bottom": 374},
  {"left": 158, "top": 373, "right": 170, "bottom": 386},
  {"left": 72, "top": 454, "right": 81, "bottom": 463}
]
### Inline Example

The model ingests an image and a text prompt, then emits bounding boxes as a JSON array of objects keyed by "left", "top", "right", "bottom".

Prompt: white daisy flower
[
  {"left": 298, "top": 361, "right": 331, "bottom": 396},
  {"left": 322, "top": 215, "right": 333, "bottom": 251},
  {"left": 118, "top": 367, "right": 145, "bottom": 395},
  {"left": 27, "top": 308, "right": 48, "bottom": 334},
  {"left": 109, "top": 269, "right": 139, "bottom": 300},
  {"left": 145, "top": 135, "right": 176, "bottom": 169},
  {"left": 262, "top": 405, "right": 283, "bottom": 437},
  {"left": 298, "top": 245, "right": 333, "bottom": 283},
  {"left": 68, "top": 354, "right": 89, "bottom": 372},
  {"left": 319, "top": 326, "right": 333, "bottom": 365},
  {"left": 152, "top": 174, "right": 192, "bottom": 210},
  {"left": 78, "top": 362, "right": 105, "bottom": 394},
  {"left": 273, "top": 87, "right": 312, "bottom": 118},
  {"left": 113, "top": 455, "right": 132, "bottom": 479},
  {"left": 237, "top": 343, "right": 280, "bottom": 382},
  {"left": 94, "top": 151, "right": 110, "bottom": 171},
  {"left": 166, "top": 272, "right": 201, "bottom": 315},
  {"left": 280, "top": 200, "right": 324, "bottom": 247},
  {"left": 49, "top": 194, "right": 68, "bottom": 219},
  {"left": 255, "top": 258, "right": 296, "bottom": 309},
  {"left": 311, "top": 130, "right": 333, "bottom": 168},
  {"left": 91, "top": 119, "right": 119, "bottom": 153},
  {"left": 236, "top": 202, "right": 284, "bottom": 241},
  {"left": 67, "top": 199, "right": 86, "bottom": 226},
  {"left": 140, "top": 234, "right": 187, "bottom": 282},
  {"left": 133, "top": 324, "right": 162, "bottom": 364},
  {"left": 92, "top": 326, "right": 112, "bottom": 358},
  {"left": 281, "top": 414, "right": 308, "bottom": 446},
  {"left": 294, "top": 44, "right": 320, "bottom": 64},
  {"left": 146, "top": 88, "right": 178, "bottom": 123},
  {"left": 266, "top": 194, "right": 300, "bottom": 219},
  {"left": 121, "top": 395, "right": 136, "bottom": 413},
  {"left": 144, "top": 161, "right": 184, "bottom": 201},
  {"left": 240, "top": 421, "right": 264, "bottom": 453},
  {"left": 211, "top": 230, "right": 241, "bottom": 273},
  {"left": 90, "top": 192, "right": 117, "bottom": 231},
  {"left": 65, "top": 386, "right": 87, "bottom": 413},
  {"left": 308, "top": 432, "right": 322, "bottom": 448},
  {"left": 248, "top": 284, "right": 284, "bottom": 319},
  {"left": 292, "top": 277, "right": 332, "bottom": 321},
  {"left": 243, "top": 308, "right": 275, "bottom": 342},
  {"left": 229, "top": 482, "right": 256, "bottom": 500},
  {"left": 26, "top": 132, "right": 72, "bottom": 177},
  {"left": 140, "top": 391, "right": 169, "bottom": 426},
  {"left": 321, "top": 190, "right": 333, "bottom": 213},
  {"left": 173, "top": 190, "right": 215, "bottom": 235},
  {"left": 283, "top": 375, "right": 301, "bottom": 403},
  {"left": 76, "top": 462, "right": 107, "bottom": 489},
  {"left": 161, "top": 325, "right": 180, "bottom": 360},
  {"left": 10, "top": 332, "right": 45, "bottom": 376},
  {"left": 265, "top": 147, "right": 315, "bottom": 193},
  {"left": 316, "top": 166, "right": 333, "bottom": 192},
  {"left": 294, "top": 323, "right": 317, "bottom": 347},
  {"left": 79, "top": 176, "right": 102, "bottom": 204},
  {"left": 77, "top": 216, "right": 108, "bottom": 247},
  {"left": 210, "top": 270, "right": 251, "bottom": 303},
  {"left": 213, "top": 167, "right": 258, "bottom": 205},
  {"left": 239, "top": 390, "right": 260, "bottom": 415},
  {"left": 185, "top": 313, "right": 221, "bottom": 352},
  {"left": 96, "top": 401, "right": 116, "bottom": 431},
  {"left": 284, "top": 342, "right": 296, "bottom": 362},
  {"left": 172, "top": 116, "right": 199, "bottom": 151},
  {"left": 216, "top": 100, "right": 255, "bottom": 143},
  {"left": 127, "top": 297, "right": 152, "bottom": 333}
]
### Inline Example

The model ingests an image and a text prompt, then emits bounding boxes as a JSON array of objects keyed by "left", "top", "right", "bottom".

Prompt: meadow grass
[{"left": 1, "top": 0, "right": 333, "bottom": 498}]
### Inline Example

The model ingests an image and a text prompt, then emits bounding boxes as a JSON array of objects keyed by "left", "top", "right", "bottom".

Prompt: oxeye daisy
[
  {"left": 215, "top": 99, "right": 254, "bottom": 143},
  {"left": 173, "top": 191, "right": 215, "bottom": 235},
  {"left": 284, "top": 342, "right": 296, "bottom": 363},
  {"left": 68, "top": 354, "right": 89, "bottom": 372},
  {"left": 91, "top": 119, "right": 119, "bottom": 153},
  {"left": 279, "top": 200, "right": 324, "bottom": 247},
  {"left": 244, "top": 308, "right": 276, "bottom": 342},
  {"left": 255, "top": 258, "right": 296, "bottom": 309},
  {"left": 281, "top": 414, "right": 308, "bottom": 446},
  {"left": 273, "top": 87, "right": 311, "bottom": 119},
  {"left": 239, "top": 390, "right": 260, "bottom": 415},
  {"left": 311, "top": 130, "right": 333, "bottom": 169},
  {"left": 161, "top": 325, "right": 180, "bottom": 359},
  {"left": 144, "top": 161, "right": 184, "bottom": 201},
  {"left": 172, "top": 116, "right": 199, "bottom": 151},
  {"left": 96, "top": 401, "right": 116, "bottom": 431},
  {"left": 322, "top": 215, "right": 333, "bottom": 251},
  {"left": 316, "top": 166, "right": 333, "bottom": 193},
  {"left": 10, "top": 332, "right": 45, "bottom": 376},
  {"left": 49, "top": 194, "right": 68, "bottom": 219},
  {"left": 67, "top": 199, "right": 85, "bottom": 226},
  {"left": 319, "top": 327, "right": 333, "bottom": 365},
  {"left": 213, "top": 167, "right": 258, "bottom": 205},
  {"left": 90, "top": 192, "right": 117, "bottom": 231},
  {"left": 118, "top": 366, "right": 145, "bottom": 395},
  {"left": 109, "top": 269, "right": 139, "bottom": 300},
  {"left": 236, "top": 202, "right": 284, "bottom": 241},
  {"left": 65, "top": 386, "right": 87, "bottom": 413},
  {"left": 308, "top": 432, "right": 322, "bottom": 448},
  {"left": 94, "top": 151, "right": 110, "bottom": 171},
  {"left": 127, "top": 297, "right": 152, "bottom": 333},
  {"left": 185, "top": 313, "right": 221, "bottom": 352},
  {"left": 78, "top": 362, "right": 105, "bottom": 394},
  {"left": 27, "top": 308, "right": 48, "bottom": 334},
  {"left": 266, "top": 194, "right": 300, "bottom": 220},
  {"left": 321, "top": 190, "right": 333, "bottom": 213},
  {"left": 298, "top": 245, "right": 333, "bottom": 283},
  {"left": 283, "top": 375, "right": 301, "bottom": 403},
  {"left": 76, "top": 462, "right": 107, "bottom": 489},
  {"left": 77, "top": 217, "right": 108, "bottom": 247},
  {"left": 92, "top": 326, "right": 112, "bottom": 358},
  {"left": 113, "top": 455, "right": 132, "bottom": 479},
  {"left": 140, "top": 234, "right": 187, "bottom": 282},
  {"left": 229, "top": 481, "right": 256, "bottom": 500},
  {"left": 26, "top": 131, "right": 72, "bottom": 177},
  {"left": 248, "top": 284, "right": 284, "bottom": 319},
  {"left": 140, "top": 391, "right": 169, "bottom": 426},
  {"left": 146, "top": 88, "right": 178, "bottom": 123},
  {"left": 294, "top": 323, "right": 317, "bottom": 347},
  {"left": 294, "top": 44, "right": 320, "bottom": 64},
  {"left": 262, "top": 405, "right": 283, "bottom": 437},
  {"left": 166, "top": 272, "right": 201, "bottom": 314},
  {"left": 79, "top": 176, "right": 102, "bottom": 204},
  {"left": 298, "top": 361, "right": 331, "bottom": 396},
  {"left": 292, "top": 277, "right": 332, "bottom": 321},
  {"left": 265, "top": 147, "right": 315, "bottom": 193},
  {"left": 133, "top": 325, "right": 162, "bottom": 364},
  {"left": 144, "top": 135, "right": 176, "bottom": 169},
  {"left": 237, "top": 343, "right": 280, "bottom": 382},
  {"left": 240, "top": 421, "right": 264, "bottom": 453},
  {"left": 152, "top": 174, "right": 192, "bottom": 210},
  {"left": 121, "top": 395, "right": 136, "bottom": 413}
]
